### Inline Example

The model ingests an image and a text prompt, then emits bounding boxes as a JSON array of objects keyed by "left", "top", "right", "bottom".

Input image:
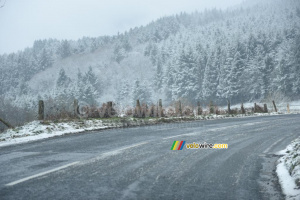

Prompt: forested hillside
[{"left": 0, "top": 0, "right": 299, "bottom": 115}]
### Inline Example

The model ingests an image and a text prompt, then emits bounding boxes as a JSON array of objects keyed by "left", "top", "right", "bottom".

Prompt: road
[{"left": 0, "top": 114, "right": 299, "bottom": 200}]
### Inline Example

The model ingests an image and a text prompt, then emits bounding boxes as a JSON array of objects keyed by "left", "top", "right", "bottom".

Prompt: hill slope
[{"left": 0, "top": 0, "right": 299, "bottom": 111}]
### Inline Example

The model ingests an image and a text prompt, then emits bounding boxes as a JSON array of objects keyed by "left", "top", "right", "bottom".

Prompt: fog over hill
[{"left": 0, "top": 0, "right": 299, "bottom": 119}]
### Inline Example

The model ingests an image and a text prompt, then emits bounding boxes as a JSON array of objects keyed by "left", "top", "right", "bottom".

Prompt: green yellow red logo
[{"left": 171, "top": 141, "right": 185, "bottom": 150}]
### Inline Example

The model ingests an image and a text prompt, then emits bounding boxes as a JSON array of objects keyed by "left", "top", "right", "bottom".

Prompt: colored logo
[{"left": 171, "top": 141, "right": 185, "bottom": 150}]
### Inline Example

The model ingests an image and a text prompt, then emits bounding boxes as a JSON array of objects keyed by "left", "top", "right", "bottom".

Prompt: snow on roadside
[
  {"left": 0, "top": 120, "right": 112, "bottom": 147},
  {"left": 195, "top": 112, "right": 281, "bottom": 120},
  {"left": 0, "top": 111, "right": 284, "bottom": 148},
  {"left": 276, "top": 138, "right": 300, "bottom": 200},
  {"left": 227, "top": 100, "right": 300, "bottom": 114}
]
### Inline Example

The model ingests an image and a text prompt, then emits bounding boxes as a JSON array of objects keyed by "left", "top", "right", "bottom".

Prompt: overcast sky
[{"left": 0, "top": 0, "right": 243, "bottom": 54}]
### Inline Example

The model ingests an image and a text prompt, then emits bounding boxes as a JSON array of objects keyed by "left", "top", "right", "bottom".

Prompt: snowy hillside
[{"left": 0, "top": 0, "right": 300, "bottom": 128}]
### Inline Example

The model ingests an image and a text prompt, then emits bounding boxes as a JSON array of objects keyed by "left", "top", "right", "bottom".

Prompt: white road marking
[
  {"left": 101, "top": 141, "right": 149, "bottom": 157},
  {"left": 6, "top": 141, "right": 151, "bottom": 187},
  {"left": 80, "top": 141, "right": 150, "bottom": 164},
  {"left": 5, "top": 161, "right": 80, "bottom": 187},
  {"left": 155, "top": 127, "right": 177, "bottom": 131},
  {"left": 162, "top": 132, "right": 197, "bottom": 140},
  {"left": 206, "top": 121, "right": 267, "bottom": 127},
  {"left": 5, "top": 141, "right": 150, "bottom": 187}
]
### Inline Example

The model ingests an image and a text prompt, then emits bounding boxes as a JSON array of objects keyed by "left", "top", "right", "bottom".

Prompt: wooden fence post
[
  {"left": 38, "top": 100, "right": 44, "bottom": 120},
  {"left": 153, "top": 101, "right": 158, "bottom": 118},
  {"left": 272, "top": 100, "right": 277, "bottom": 112},
  {"left": 0, "top": 118, "right": 14, "bottom": 128},
  {"left": 142, "top": 103, "right": 147, "bottom": 118},
  {"left": 158, "top": 99, "right": 163, "bottom": 117},
  {"left": 107, "top": 101, "right": 113, "bottom": 117},
  {"left": 209, "top": 101, "right": 214, "bottom": 114},
  {"left": 241, "top": 103, "right": 245, "bottom": 114},
  {"left": 74, "top": 99, "right": 79, "bottom": 117},
  {"left": 135, "top": 100, "right": 142, "bottom": 118},
  {"left": 287, "top": 103, "right": 290, "bottom": 113},
  {"left": 263, "top": 104, "right": 268, "bottom": 113},
  {"left": 227, "top": 100, "right": 231, "bottom": 114},
  {"left": 197, "top": 101, "right": 202, "bottom": 115},
  {"left": 178, "top": 100, "right": 182, "bottom": 117}
]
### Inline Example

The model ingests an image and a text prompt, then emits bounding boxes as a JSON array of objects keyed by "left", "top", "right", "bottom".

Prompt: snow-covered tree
[
  {"left": 132, "top": 79, "right": 151, "bottom": 106},
  {"left": 38, "top": 48, "right": 53, "bottom": 70},
  {"left": 154, "top": 59, "right": 163, "bottom": 92},
  {"left": 174, "top": 49, "right": 199, "bottom": 103},
  {"left": 59, "top": 40, "right": 71, "bottom": 58},
  {"left": 56, "top": 68, "right": 71, "bottom": 88},
  {"left": 202, "top": 51, "right": 218, "bottom": 101}
]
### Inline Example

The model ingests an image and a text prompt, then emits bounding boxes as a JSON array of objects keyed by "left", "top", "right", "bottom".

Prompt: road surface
[{"left": 0, "top": 114, "right": 299, "bottom": 199}]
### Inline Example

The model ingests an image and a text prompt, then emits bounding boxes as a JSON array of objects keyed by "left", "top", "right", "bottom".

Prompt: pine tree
[
  {"left": 260, "top": 54, "right": 275, "bottom": 98},
  {"left": 202, "top": 51, "right": 218, "bottom": 101},
  {"left": 150, "top": 43, "right": 158, "bottom": 65},
  {"left": 292, "top": 34, "right": 300, "bottom": 95},
  {"left": 90, "top": 38, "right": 98, "bottom": 53},
  {"left": 230, "top": 50, "right": 245, "bottom": 102},
  {"left": 113, "top": 44, "right": 126, "bottom": 63},
  {"left": 82, "top": 67, "right": 99, "bottom": 105},
  {"left": 132, "top": 79, "right": 151, "bottom": 106},
  {"left": 217, "top": 61, "right": 231, "bottom": 100},
  {"left": 59, "top": 40, "right": 71, "bottom": 58},
  {"left": 85, "top": 66, "right": 99, "bottom": 89},
  {"left": 195, "top": 44, "right": 208, "bottom": 100},
  {"left": 117, "top": 80, "right": 131, "bottom": 106},
  {"left": 39, "top": 48, "right": 53, "bottom": 70},
  {"left": 76, "top": 69, "right": 84, "bottom": 98},
  {"left": 174, "top": 49, "right": 199, "bottom": 103},
  {"left": 122, "top": 37, "right": 132, "bottom": 51},
  {"left": 56, "top": 68, "right": 71, "bottom": 88},
  {"left": 154, "top": 59, "right": 163, "bottom": 92},
  {"left": 18, "top": 81, "right": 30, "bottom": 95},
  {"left": 275, "top": 56, "right": 292, "bottom": 94},
  {"left": 165, "top": 62, "right": 175, "bottom": 102}
]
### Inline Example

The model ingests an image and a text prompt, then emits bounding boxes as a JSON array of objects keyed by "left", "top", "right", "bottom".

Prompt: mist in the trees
[{"left": 0, "top": 0, "right": 299, "bottom": 125}]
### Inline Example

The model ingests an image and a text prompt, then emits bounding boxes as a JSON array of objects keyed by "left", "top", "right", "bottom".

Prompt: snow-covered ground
[
  {"left": 0, "top": 112, "right": 286, "bottom": 147},
  {"left": 276, "top": 138, "right": 300, "bottom": 200},
  {"left": 0, "top": 117, "right": 162, "bottom": 147},
  {"left": 0, "top": 120, "right": 113, "bottom": 147},
  {"left": 228, "top": 100, "right": 300, "bottom": 114}
]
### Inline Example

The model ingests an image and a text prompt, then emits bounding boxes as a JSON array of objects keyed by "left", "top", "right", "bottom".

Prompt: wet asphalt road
[{"left": 0, "top": 114, "right": 299, "bottom": 200}]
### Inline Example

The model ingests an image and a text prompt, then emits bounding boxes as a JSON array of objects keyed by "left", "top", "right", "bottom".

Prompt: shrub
[
  {"left": 183, "top": 106, "right": 194, "bottom": 117},
  {"left": 165, "top": 106, "right": 176, "bottom": 117}
]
